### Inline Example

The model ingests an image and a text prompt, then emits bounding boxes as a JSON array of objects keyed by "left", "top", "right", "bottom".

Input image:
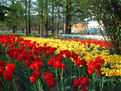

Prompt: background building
[{"left": 71, "top": 22, "right": 88, "bottom": 33}]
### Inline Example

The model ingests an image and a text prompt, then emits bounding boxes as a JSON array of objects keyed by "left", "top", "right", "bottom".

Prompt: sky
[{"left": 33, "top": 0, "right": 36, "bottom": 1}]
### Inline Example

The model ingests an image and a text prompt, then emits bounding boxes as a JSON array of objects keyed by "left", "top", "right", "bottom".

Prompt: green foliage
[
  {"left": 6, "top": 2, "right": 25, "bottom": 28},
  {"left": 0, "top": 5, "right": 10, "bottom": 21},
  {"left": 87, "top": 0, "right": 121, "bottom": 54}
]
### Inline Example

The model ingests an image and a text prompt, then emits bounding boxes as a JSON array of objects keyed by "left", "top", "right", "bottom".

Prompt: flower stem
[
  {"left": 78, "top": 67, "right": 80, "bottom": 78},
  {"left": 55, "top": 69, "right": 58, "bottom": 80},
  {"left": 1, "top": 79, "right": 8, "bottom": 91},
  {"left": 92, "top": 73, "right": 96, "bottom": 90},
  {"left": 12, "top": 78, "right": 18, "bottom": 91},
  {"left": 33, "top": 83, "right": 37, "bottom": 91},
  {"left": 61, "top": 69, "right": 64, "bottom": 91},
  {"left": 78, "top": 67, "right": 81, "bottom": 91},
  {"left": 37, "top": 79, "right": 43, "bottom": 91}
]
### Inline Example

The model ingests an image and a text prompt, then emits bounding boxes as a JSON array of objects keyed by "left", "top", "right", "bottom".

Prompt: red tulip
[
  {"left": 0, "top": 66, "right": 4, "bottom": 77},
  {"left": 44, "top": 71, "right": 54, "bottom": 82},
  {"left": 80, "top": 59, "right": 87, "bottom": 66},
  {"left": 75, "top": 59, "right": 81, "bottom": 66},
  {"left": 34, "top": 61, "right": 43, "bottom": 69},
  {"left": 74, "top": 78, "right": 80, "bottom": 87},
  {"left": 30, "top": 64, "right": 36, "bottom": 70},
  {"left": 48, "top": 59, "right": 53, "bottom": 66},
  {"left": 96, "top": 70, "right": 101, "bottom": 75},
  {"left": 0, "top": 48, "right": 2, "bottom": 54},
  {"left": 61, "top": 63, "right": 66, "bottom": 69},
  {"left": 3, "top": 70, "right": 13, "bottom": 81},
  {"left": 30, "top": 76, "right": 36, "bottom": 83},
  {"left": 88, "top": 68, "right": 94, "bottom": 74},
  {"left": 33, "top": 70, "right": 41, "bottom": 79},
  {"left": 43, "top": 43, "right": 47, "bottom": 46},
  {"left": 79, "top": 76, "right": 89, "bottom": 87},
  {"left": 47, "top": 78, "right": 56, "bottom": 88},
  {"left": 0, "top": 60, "right": 5, "bottom": 66},
  {"left": 5, "top": 62, "right": 15, "bottom": 73},
  {"left": 53, "top": 60, "right": 61, "bottom": 69},
  {"left": 81, "top": 88, "right": 88, "bottom": 91},
  {"left": 24, "top": 60, "right": 31, "bottom": 67}
]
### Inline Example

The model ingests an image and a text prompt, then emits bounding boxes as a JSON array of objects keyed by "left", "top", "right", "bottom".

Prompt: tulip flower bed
[
  {"left": 73, "top": 39, "right": 113, "bottom": 48},
  {"left": 0, "top": 35, "right": 121, "bottom": 91}
]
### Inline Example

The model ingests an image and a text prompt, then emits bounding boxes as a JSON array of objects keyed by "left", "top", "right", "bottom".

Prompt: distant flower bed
[
  {"left": 73, "top": 39, "right": 113, "bottom": 48},
  {"left": 58, "top": 34, "right": 107, "bottom": 40},
  {"left": 0, "top": 35, "right": 120, "bottom": 91}
]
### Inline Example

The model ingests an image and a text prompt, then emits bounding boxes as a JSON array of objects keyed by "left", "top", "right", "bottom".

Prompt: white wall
[
  {"left": 87, "top": 21, "right": 104, "bottom": 34},
  {"left": 88, "top": 21, "right": 99, "bottom": 28}
]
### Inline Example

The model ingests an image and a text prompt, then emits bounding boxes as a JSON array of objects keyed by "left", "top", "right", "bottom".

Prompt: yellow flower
[{"left": 23, "top": 37, "right": 121, "bottom": 77}]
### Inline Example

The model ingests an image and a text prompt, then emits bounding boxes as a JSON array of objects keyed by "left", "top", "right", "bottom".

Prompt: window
[
  {"left": 82, "top": 24, "right": 84, "bottom": 28},
  {"left": 75, "top": 25, "right": 78, "bottom": 28}
]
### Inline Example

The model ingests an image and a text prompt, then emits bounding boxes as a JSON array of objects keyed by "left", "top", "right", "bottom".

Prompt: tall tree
[
  {"left": 6, "top": 1, "right": 25, "bottom": 33},
  {"left": 37, "top": 0, "right": 41, "bottom": 34},
  {"left": 0, "top": 5, "right": 10, "bottom": 21},
  {"left": 51, "top": 0, "right": 55, "bottom": 34},
  {"left": 59, "top": 0, "right": 89, "bottom": 34},
  {"left": 45, "top": 0, "right": 49, "bottom": 37},
  {"left": 28, "top": 0, "right": 31, "bottom": 34},
  {"left": 86, "top": 0, "right": 121, "bottom": 54},
  {"left": 56, "top": 0, "right": 61, "bottom": 34},
  {"left": 65, "top": 0, "right": 73, "bottom": 34},
  {"left": 25, "top": 0, "right": 28, "bottom": 36},
  {"left": 40, "top": 1, "right": 44, "bottom": 37},
  {"left": 35, "top": 0, "right": 44, "bottom": 36}
]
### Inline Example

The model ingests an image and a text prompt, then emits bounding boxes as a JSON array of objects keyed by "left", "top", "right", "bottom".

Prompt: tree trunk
[
  {"left": 38, "top": 0, "right": 44, "bottom": 37},
  {"left": 28, "top": 0, "right": 31, "bottom": 34},
  {"left": 111, "top": 27, "right": 121, "bottom": 55},
  {"left": 22, "top": 28, "right": 24, "bottom": 33},
  {"left": 62, "top": 13, "right": 65, "bottom": 34},
  {"left": 38, "top": 25, "right": 40, "bottom": 34},
  {"left": 104, "top": 23, "right": 121, "bottom": 55},
  {"left": 37, "top": 0, "right": 40, "bottom": 35},
  {"left": 65, "top": 19, "right": 72, "bottom": 34},
  {"left": 65, "top": 0, "right": 72, "bottom": 34},
  {"left": 25, "top": 0, "right": 28, "bottom": 36},
  {"left": 41, "top": 26, "right": 43, "bottom": 37},
  {"left": 41, "top": 8, "right": 44, "bottom": 37},
  {"left": 13, "top": 26, "right": 17, "bottom": 33},
  {"left": 12, "top": 0, "right": 14, "bottom": 4},
  {"left": 57, "top": 6, "right": 60, "bottom": 34},
  {"left": 51, "top": 0, "right": 55, "bottom": 34},
  {"left": 45, "top": 0, "right": 48, "bottom": 37},
  {"left": 45, "top": 17, "right": 48, "bottom": 37}
]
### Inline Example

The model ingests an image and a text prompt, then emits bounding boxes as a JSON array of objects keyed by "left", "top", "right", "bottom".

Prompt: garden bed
[{"left": 0, "top": 35, "right": 121, "bottom": 91}]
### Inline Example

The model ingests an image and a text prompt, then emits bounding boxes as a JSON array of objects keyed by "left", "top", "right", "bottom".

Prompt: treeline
[{"left": 0, "top": 0, "right": 89, "bottom": 36}]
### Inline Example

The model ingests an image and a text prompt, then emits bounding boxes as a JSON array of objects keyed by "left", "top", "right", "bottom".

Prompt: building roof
[{"left": 73, "top": 22, "right": 88, "bottom": 25}]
